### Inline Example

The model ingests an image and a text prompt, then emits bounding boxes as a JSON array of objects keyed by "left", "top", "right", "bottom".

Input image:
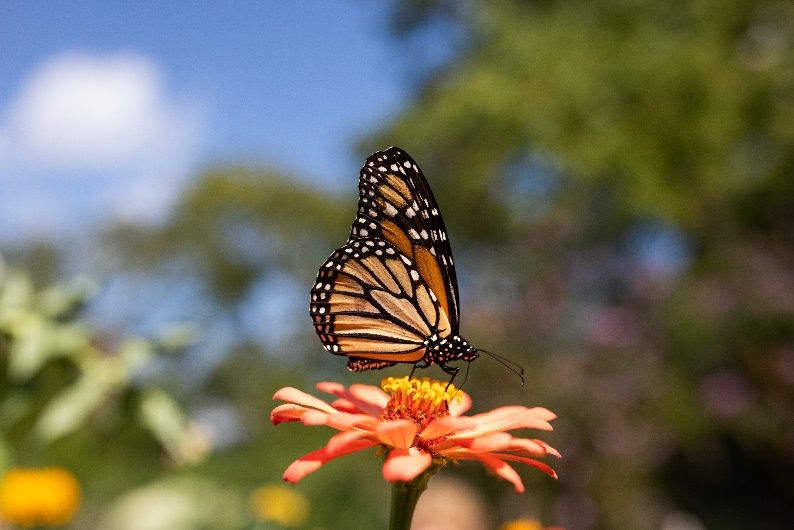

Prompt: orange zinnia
[{"left": 271, "top": 377, "right": 559, "bottom": 492}]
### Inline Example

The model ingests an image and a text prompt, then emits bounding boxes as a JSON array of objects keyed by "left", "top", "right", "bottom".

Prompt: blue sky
[{"left": 0, "top": 2, "right": 419, "bottom": 240}]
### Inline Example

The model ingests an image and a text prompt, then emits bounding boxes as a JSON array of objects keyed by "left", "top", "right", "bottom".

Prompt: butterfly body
[
  {"left": 310, "top": 147, "right": 480, "bottom": 378},
  {"left": 421, "top": 333, "right": 478, "bottom": 370}
]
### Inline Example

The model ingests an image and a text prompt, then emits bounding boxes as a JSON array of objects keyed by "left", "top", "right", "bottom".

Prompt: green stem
[{"left": 388, "top": 466, "right": 438, "bottom": 530}]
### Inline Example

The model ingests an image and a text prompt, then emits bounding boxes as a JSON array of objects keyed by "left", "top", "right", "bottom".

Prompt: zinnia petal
[
  {"left": 527, "top": 407, "right": 557, "bottom": 421},
  {"left": 459, "top": 432, "right": 514, "bottom": 453},
  {"left": 317, "top": 382, "right": 388, "bottom": 416},
  {"left": 283, "top": 440, "right": 377, "bottom": 484},
  {"left": 473, "top": 453, "right": 526, "bottom": 493},
  {"left": 376, "top": 419, "right": 417, "bottom": 449},
  {"left": 507, "top": 438, "right": 561, "bottom": 458},
  {"left": 458, "top": 406, "right": 554, "bottom": 438},
  {"left": 324, "top": 412, "right": 380, "bottom": 431},
  {"left": 300, "top": 410, "right": 333, "bottom": 426},
  {"left": 315, "top": 381, "right": 346, "bottom": 395},
  {"left": 529, "top": 439, "right": 562, "bottom": 458},
  {"left": 270, "top": 404, "right": 313, "bottom": 425},
  {"left": 349, "top": 384, "right": 390, "bottom": 412},
  {"left": 449, "top": 391, "right": 472, "bottom": 416},
  {"left": 329, "top": 398, "right": 360, "bottom": 413},
  {"left": 273, "top": 387, "right": 337, "bottom": 414},
  {"left": 420, "top": 415, "right": 477, "bottom": 440},
  {"left": 494, "top": 454, "right": 559, "bottom": 479},
  {"left": 382, "top": 448, "right": 432, "bottom": 482},
  {"left": 326, "top": 430, "right": 376, "bottom": 456}
]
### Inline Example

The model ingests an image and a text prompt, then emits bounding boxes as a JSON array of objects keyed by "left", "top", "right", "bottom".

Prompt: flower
[
  {"left": 499, "top": 519, "right": 543, "bottom": 530},
  {"left": 248, "top": 484, "right": 309, "bottom": 527},
  {"left": 271, "top": 377, "right": 559, "bottom": 493},
  {"left": 499, "top": 517, "right": 565, "bottom": 530},
  {"left": 0, "top": 467, "right": 81, "bottom": 527}
]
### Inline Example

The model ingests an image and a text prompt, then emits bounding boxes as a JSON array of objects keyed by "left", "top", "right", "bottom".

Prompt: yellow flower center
[{"left": 381, "top": 377, "right": 460, "bottom": 447}]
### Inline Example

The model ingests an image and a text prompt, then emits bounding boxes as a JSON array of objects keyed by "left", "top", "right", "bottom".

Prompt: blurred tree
[
  {"left": 357, "top": 1, "right": 794, "bottom": 529},
  {"left": 104, "top": 167, "right": 349, "bottom": 304}
]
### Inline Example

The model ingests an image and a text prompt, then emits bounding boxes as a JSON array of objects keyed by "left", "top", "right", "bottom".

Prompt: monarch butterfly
[{"left": 310, "top": 147, "right": 520, "bottom": 382}]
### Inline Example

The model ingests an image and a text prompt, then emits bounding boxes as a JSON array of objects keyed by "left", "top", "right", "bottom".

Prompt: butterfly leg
[
  {"left": 409, "top": 364, "right": 418, "bottom": 378},
  {"left": 409, "top": 360, "right": 430, "bottom": 378},
  {"left": 441, "top": 363, "right": 460, "bottom": 390}
]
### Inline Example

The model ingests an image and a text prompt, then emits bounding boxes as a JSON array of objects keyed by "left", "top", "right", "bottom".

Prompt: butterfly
[{"left": 310, "top": 147, "right": 520, "bottom": 382}]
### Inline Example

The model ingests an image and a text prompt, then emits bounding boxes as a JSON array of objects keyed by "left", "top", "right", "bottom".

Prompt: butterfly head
[{"left": 457, "top": 338, "right": 479, "bottom": 363}]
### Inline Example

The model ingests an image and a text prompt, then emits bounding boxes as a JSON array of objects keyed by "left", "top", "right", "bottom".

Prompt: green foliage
[{"left": 0, "top": 268, "right": 200, "bottom": 469}]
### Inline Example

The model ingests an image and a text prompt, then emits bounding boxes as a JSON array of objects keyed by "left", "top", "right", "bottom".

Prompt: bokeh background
[{"left": 1, "top": 1, "right": 793, "bottom": 529}]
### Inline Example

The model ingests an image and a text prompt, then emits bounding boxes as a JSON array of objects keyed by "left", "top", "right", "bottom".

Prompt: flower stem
[{"left": 388, "top": 466, "right": 438, "bottom": 530}]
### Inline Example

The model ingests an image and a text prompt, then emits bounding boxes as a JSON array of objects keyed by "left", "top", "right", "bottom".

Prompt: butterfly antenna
[{"left": 477, "top": 348, "right": 525, "bottom": 386}]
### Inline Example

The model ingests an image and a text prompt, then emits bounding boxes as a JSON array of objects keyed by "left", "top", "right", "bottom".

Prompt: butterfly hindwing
[{"left": 310, "top": 237, "right": 453, "bottom": 370}]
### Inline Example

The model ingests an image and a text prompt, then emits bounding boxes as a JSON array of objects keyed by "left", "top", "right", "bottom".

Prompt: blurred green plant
[{"left": 0, "top": 264, "right": 205, "bottom": 469}]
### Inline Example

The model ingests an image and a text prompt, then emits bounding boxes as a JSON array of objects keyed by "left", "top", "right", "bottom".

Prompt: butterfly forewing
[{"left": 351, "top": 147, "right": 460, "bottom": 331}]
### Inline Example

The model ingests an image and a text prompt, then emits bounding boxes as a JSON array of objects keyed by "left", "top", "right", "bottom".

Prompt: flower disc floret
[{"left": 380, "top": 377, "right": 459, "bottom": 433}]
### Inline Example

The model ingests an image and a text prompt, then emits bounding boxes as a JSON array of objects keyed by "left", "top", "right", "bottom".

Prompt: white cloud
[{"left": 0, "top": 51, "right": 205, "bottom": 238}]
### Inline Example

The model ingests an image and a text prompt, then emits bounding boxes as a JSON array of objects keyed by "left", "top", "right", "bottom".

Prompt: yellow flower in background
[
  {"left": 248, "top": 484, "right": 309, "bottom": 527},
  {"left": 500, "top": 518, "right": 564, "bottom": 530},
  {"left": 500, "top": 519, "right": 544, "bottom": 530},
  {"left": 0, "top": 467, "right": 81, "bottom": 527}
]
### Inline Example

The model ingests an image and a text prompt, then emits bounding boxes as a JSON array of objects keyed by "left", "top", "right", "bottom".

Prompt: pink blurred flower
[{"left": 271, "top": 377, "right": 559, "bottom": 492}]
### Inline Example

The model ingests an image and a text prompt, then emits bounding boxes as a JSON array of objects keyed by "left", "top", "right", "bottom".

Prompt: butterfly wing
[
  {"left": 310, "top": 237, "right": 452, "bottom": 371},
  {"left": 351, "top": 147, "right": 460, "bottom": 332},
  {"left": 310, "top": 147, "right": 460, "bottom": 372}
]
